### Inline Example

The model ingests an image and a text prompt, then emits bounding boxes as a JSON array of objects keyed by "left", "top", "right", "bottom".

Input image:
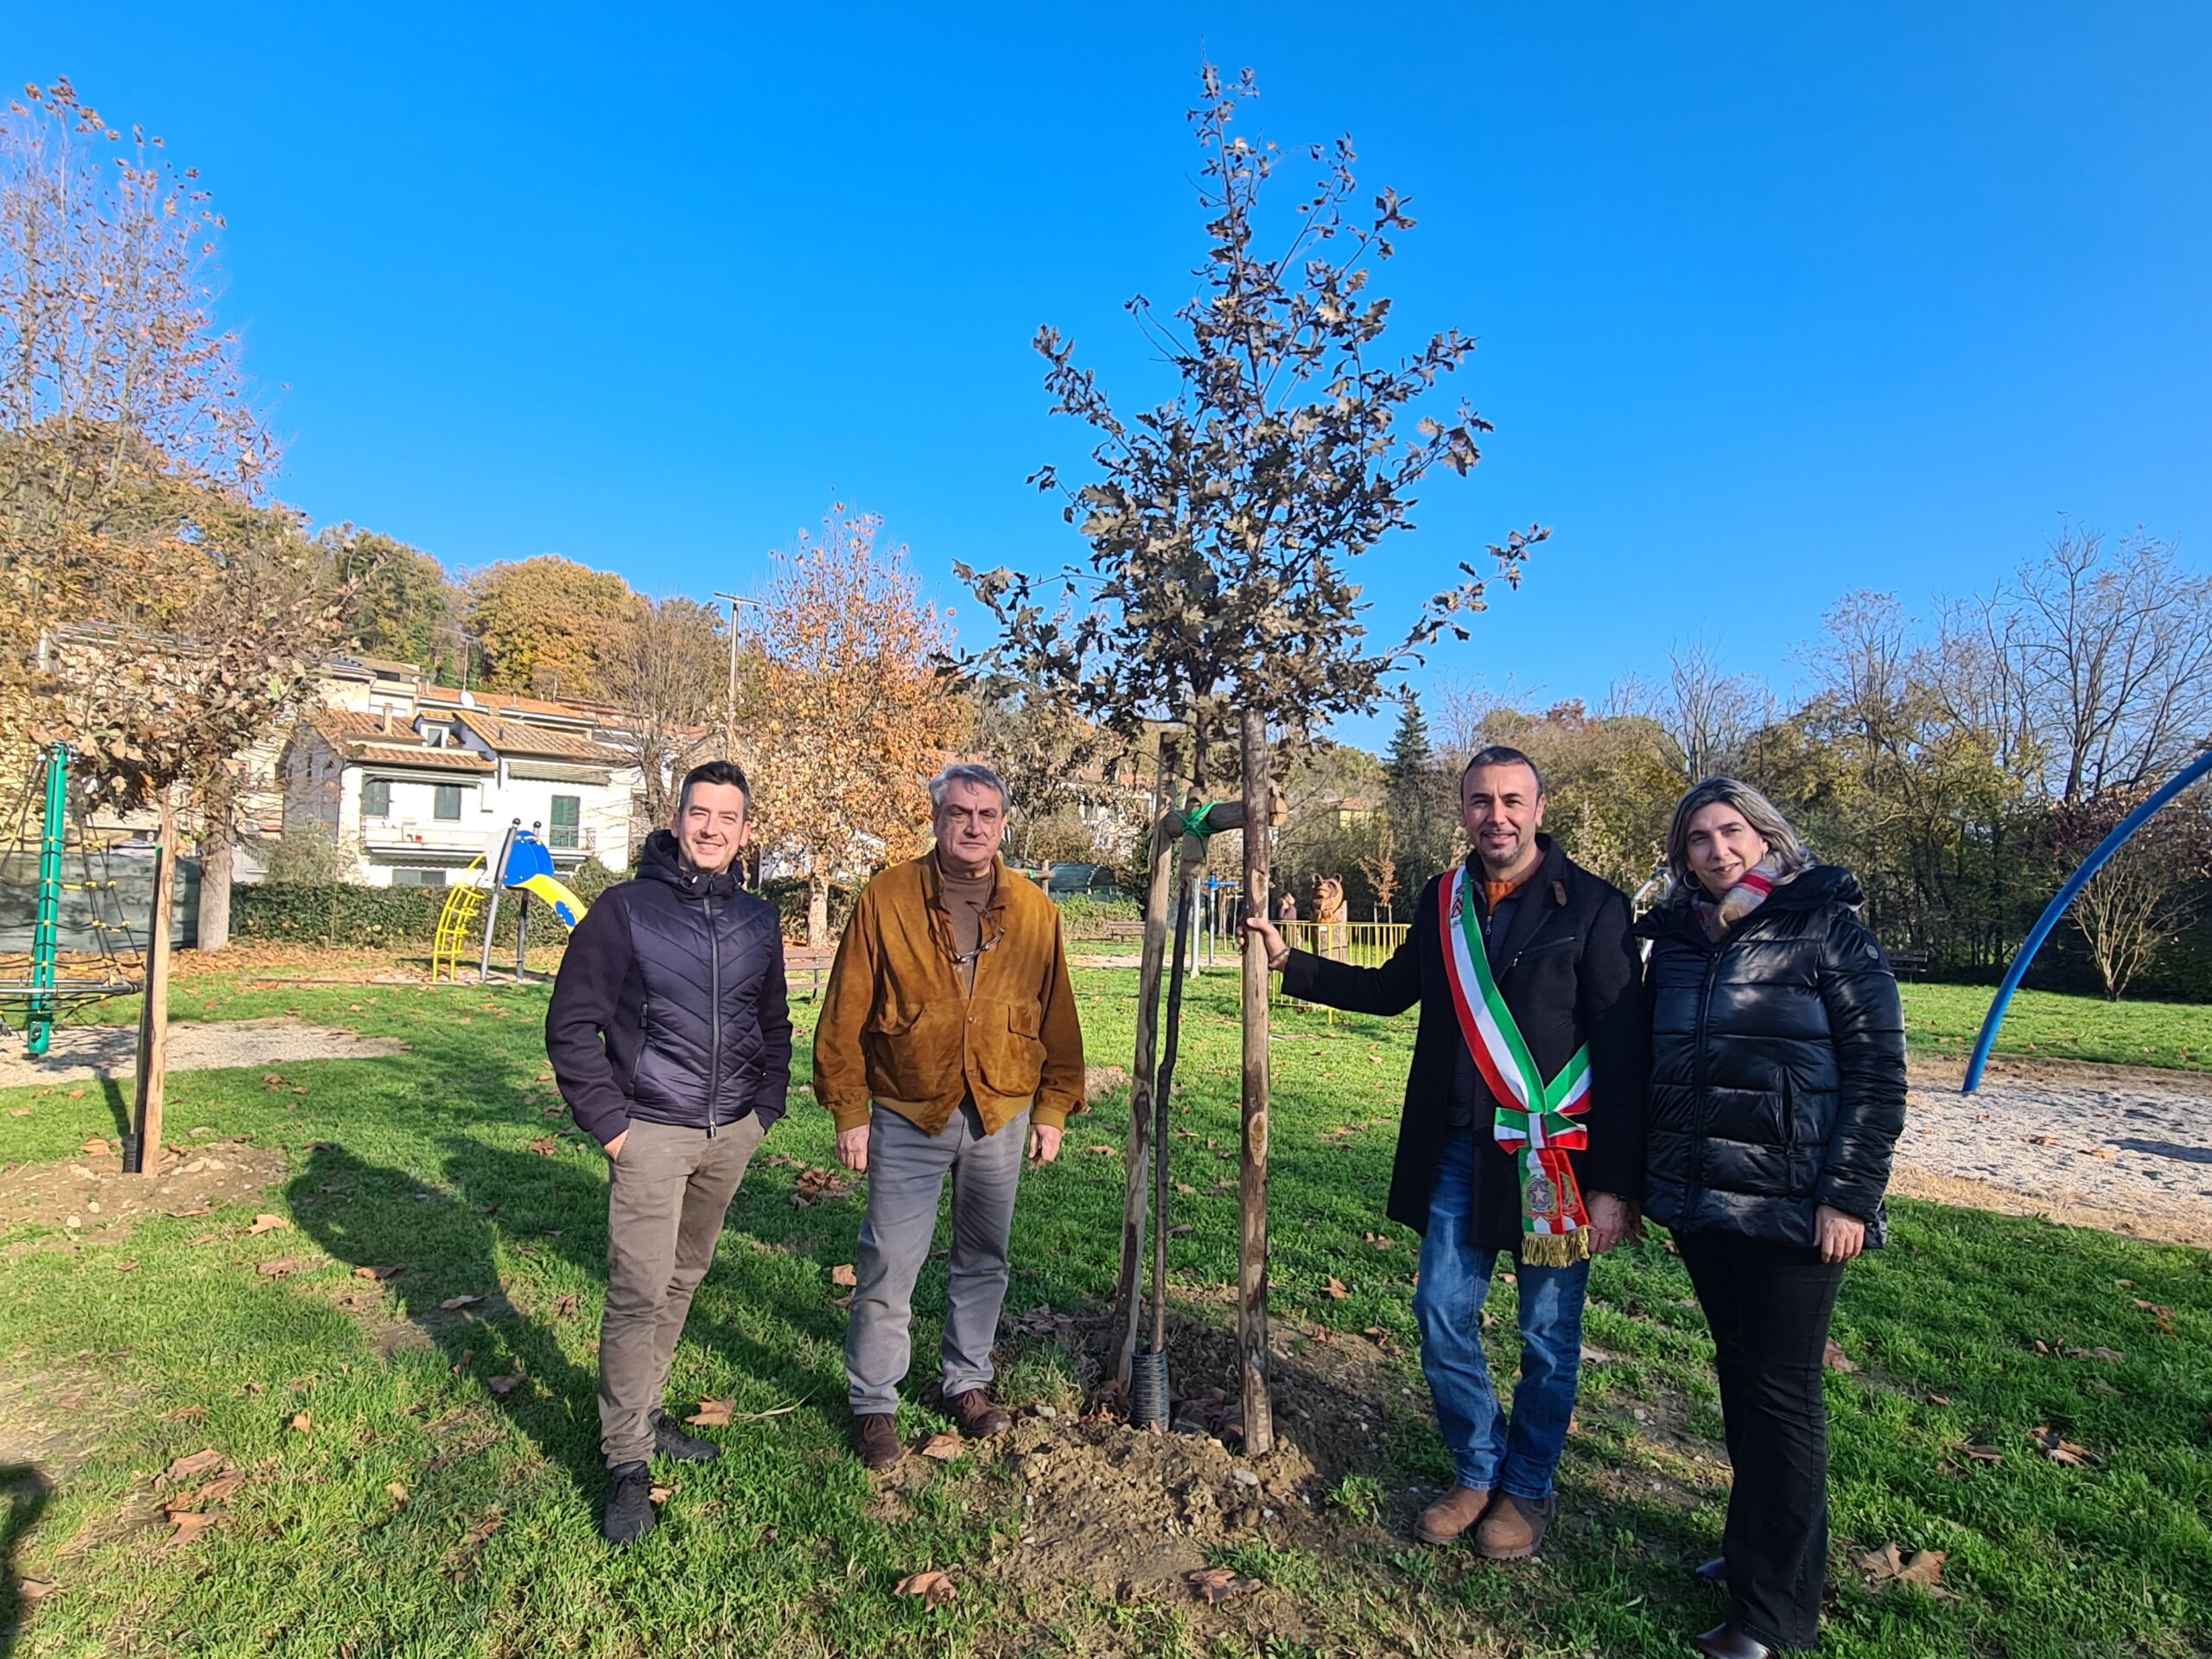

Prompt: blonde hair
[{"left": 1664, "top": 778, "right": 1813, "bottom": 897}]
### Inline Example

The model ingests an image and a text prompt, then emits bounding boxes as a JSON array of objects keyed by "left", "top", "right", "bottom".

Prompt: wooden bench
[
  {"left": 1887, "top": 949, "right": 1930, "bottom": 977},
  {"left": 785, "top": 944, "right": 836, "bottom": 998},
  {"left": 1096, "top": 919, "right": 1147, "bottom": 942}
]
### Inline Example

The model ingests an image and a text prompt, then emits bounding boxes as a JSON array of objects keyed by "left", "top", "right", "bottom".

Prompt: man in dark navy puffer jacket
[{"left": 546, "top": 760, "right": 791, "bottom": 1546}]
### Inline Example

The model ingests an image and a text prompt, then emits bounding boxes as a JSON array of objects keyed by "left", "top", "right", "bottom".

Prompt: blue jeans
[{"left": 1413, "top": 1133, "right": 1590, "bottom": 1498}]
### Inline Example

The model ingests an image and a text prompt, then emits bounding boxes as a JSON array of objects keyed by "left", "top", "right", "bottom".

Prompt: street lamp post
[{"left": 711, "top": 591, "right": 760, "bottom": 759}]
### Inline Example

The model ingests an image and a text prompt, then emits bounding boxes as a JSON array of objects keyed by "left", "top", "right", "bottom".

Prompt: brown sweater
[{"left": 813, "top": 853, "right": 1085, "bottom": 1136}]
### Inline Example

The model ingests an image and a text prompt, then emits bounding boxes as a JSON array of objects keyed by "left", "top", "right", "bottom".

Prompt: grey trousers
[
  {"left": 599, "top": 1113, "right": 767, "bottom": 1467},
  {"left": 846, "top": 1101, "right": 1028, "bottom": 1414}
]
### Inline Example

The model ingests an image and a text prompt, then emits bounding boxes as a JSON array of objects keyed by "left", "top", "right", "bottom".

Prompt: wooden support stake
[
  {"left": 1236, "top": 708, "right": 1274, "bottom": 1453},
  {"left": 1111, "top": 751, "right": 1180, "bottom": 1386},
  {"left": 131, "top": 791, "right": 177, "bottom": 1177}
]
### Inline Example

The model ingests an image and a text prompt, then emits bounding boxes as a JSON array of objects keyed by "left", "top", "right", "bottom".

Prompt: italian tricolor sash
[{"left": 1440, "top": 865, "right": 1594, "bottom": 1266}]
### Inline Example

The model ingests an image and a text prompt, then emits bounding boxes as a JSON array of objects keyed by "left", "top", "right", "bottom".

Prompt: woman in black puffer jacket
[{"left": 1637, "top": 779, "right": 1906, "bottom": 1659}]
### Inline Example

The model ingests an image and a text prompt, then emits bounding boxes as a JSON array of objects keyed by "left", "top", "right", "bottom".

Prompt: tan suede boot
[
  {"left": 1475, "top": 1491, "right": 1554, "bottom": 1560},
  {"left": 1414, "top": 1484, "right": 1494, "bottom": 1546}
]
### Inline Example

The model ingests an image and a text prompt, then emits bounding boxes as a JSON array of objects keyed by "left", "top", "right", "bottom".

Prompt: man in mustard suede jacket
[{"left": 813, "top": 763, "right": 1084, "bottom": 1469}]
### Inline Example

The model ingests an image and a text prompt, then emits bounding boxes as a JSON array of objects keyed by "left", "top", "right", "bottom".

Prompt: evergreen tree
[{"left": 1384, "top": 693, "right": 1455, "bottom": 890}]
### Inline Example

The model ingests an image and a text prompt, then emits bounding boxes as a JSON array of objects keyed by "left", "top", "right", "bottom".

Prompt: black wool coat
[
  {"left": 545, "top": 830, "right": 793, "bottom": 1148},
  {"left": 1637, "top": 865, "right": 1906, "bottom": 1249},
  {"left": 1281, "top": 837, "right": 1649, "bottom": 1249}
]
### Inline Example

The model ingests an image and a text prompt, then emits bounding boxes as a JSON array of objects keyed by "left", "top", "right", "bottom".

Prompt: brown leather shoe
[
  {"left": 1413, "top": 1484, "right": 1494, "bottom": 1546},
  {"left": 945, "top": 1389, "right": 1012, "bottom": 1437},
  {"left": 1475, "top": 1491, "right": 1554, "bottom": 1560},
  {"left": 850, "top": 1413, "right": 905, "bottom": 1470}
]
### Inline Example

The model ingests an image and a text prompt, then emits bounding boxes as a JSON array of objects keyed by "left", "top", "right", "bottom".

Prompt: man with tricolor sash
[{"left": 1248, "top": 745, "right": 1647, "bottom": 1560}]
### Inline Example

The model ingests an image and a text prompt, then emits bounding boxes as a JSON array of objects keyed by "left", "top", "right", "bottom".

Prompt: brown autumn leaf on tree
[
  {"left": 465, "top": 555, "right": 645, "bottom": 703},
  {"left": 739, "top": 507, "right": 964, "bottom": 945},
  {"left": 894, "top": 1569, "right": 958, "bottom": 1610}
]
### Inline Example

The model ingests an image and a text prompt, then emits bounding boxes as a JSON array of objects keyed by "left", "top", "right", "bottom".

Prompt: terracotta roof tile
[{"left": 348, "top": 743, "right": 494, "bottom": 773}]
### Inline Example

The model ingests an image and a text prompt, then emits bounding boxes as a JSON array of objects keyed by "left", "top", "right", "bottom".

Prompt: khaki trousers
[{"left": 598, "top": 1113, "right": 767, "bottom": 1466}]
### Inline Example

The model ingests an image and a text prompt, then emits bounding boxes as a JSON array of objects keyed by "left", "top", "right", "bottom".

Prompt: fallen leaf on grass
[
  {"left": 387, "top": 1483, "right": 408, "bottom": 1505},
  {"left": 686, "top": 1398, "right": 734, "bottom": 1427},
  {"left": 79, "top": 1138, "right": 110, "bottom": 1156},
  {"left": 1186, "top": 1565, "right": 1255, "bottom": 1605},
  {"left": 162, "top": 1405, "right": 209, "bottom": 1424},
  {"left": 158, "top": 1448, "right": 226, "bottom": 1487},
  {"left": 648, "top": 1484, "right": 676, "bottom": 1504},
  {"left": 255, "top": 1257, "right": 307, "bottom": 1279},
  {"left": 7, "top": 1109, "right": 29, "bottom": 1118},
  {"left": 1324, "top": 1276, "right": 1349, "bottom": 1300},
  {"left": 487, "top": 1373, "right": 525, "bottom": 1397},
  {"left": 830, "top": 1263, "right": 858, "bottom": 1287},
  {"left": 18, "top": 1580, "right": 52, "bottom": 1599},
  {"left": 2031, "top": 1426, "right": 2094, "bottom": 1465},
  {"left": 526, "top": 1139, "right": 559, "bottom": 1156},
  {"left": 114, "top": 1261, "right": 138, "bottom": 1273},
  {"left": 289, "top": 1412, "right": 312, "bottom": 1433},
  {"left": 461, "top": 1515, "right": 501, "bottom": 1549},
  {"left": 1927, "top": 1394, "right": 1952, "bottom": 1407},
  {"left": 1960, "top": 1444, "right": 2004, "bottom": 1464},
  {"left": 246, "top": 1213, "right": 289, "bottom": 1236},
  {"left": 552, "top": 1294, "right": 579, "bottom": 1319},
  {"left": 1174, "top": 1181, "right": 1196, "bottom": 1196},
  {"left": 895, "top": 1570, "right": 957, "bottom": 1609},
  {"left": 1084, "top": 1144, "right": 1116, "bottom": 1156},
  {"left": 451, "top": 1350, "right": 474, "bottom": 1375},
  {"left": 439, "top": 1294, "right": 484, "bottom": 1312},
  {"left": 1823, "top": 1339, "right": 1857, "bottom": 1373},
  {"left": 832, "top": 1293, "right": 854, "bottom": 1310},
  {"left": 165, "top": 1510, "right": 219, "bottom": 1546},
  {"left": 1853, "top": 1542, "right": 1951, "bottom": 1597},
  {"left": 165, "top": 1203, "right": 213, "bottom": 1218},
  {"left": 1362, "top": 1325, "right": 1395, "bottom": 1353},
  {"left": 65, "top": 1088, "right": 85, "bottom": 1099},
  {"left": 918, "top": 1433, "right": 963, "bottom": 1460},
  {"left": 194, "top": 1473, "right": 244, "bottom": 1506}
]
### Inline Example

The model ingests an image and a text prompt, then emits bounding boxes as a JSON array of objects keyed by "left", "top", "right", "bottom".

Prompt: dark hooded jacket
[
  {"left": 1636, "top": 864, "right": 1906, "bottom": 1249},
  {"left": 1280, "top": 836, "right": 1648, "bottom": 1249},
  {"left": 545, "top": 830, "right": 792, "bottom": 1148}
]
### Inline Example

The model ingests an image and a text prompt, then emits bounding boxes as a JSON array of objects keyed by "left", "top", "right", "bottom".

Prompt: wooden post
[
  {"left": 1237, "top": 708, "right": 1274, "bottom": 1453},
  {"left": 131, "top": 790, "right": 177, "bottom": 1178},
  {"left": 1110, "top": 750, "right": 1180, "bottom": 1386}
]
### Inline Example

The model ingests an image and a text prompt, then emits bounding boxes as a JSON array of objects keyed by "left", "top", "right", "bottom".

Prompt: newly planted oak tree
[{"left": 962, "top": 65, "right": 1542, "bottom": 1450}]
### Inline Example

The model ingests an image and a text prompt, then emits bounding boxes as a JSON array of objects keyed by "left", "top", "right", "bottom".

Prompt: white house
[{"left": 281, "top": 683, "right": 643, "bottom": 888}]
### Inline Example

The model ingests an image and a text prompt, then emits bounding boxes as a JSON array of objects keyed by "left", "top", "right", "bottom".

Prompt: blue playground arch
[{"left": 1962, "top": 746, "right": 2212, "bottom": 1093}]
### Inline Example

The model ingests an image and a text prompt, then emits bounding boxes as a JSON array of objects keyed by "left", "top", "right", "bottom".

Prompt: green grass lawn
[
  {"left": 0, "top": 966, "right": 2208, "bottom": 1657},
  {"left": 1900, "top": 981, "right": 2212, "bottom": 1071}
]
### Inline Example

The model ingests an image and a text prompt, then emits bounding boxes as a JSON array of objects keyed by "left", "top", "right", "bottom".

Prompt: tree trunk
[
  {"left": 131, "top": 791, "right": 177, "bottom": 1178},
  {"left": 1111, "top": 754, "right": 1180, "bottom": 1385},
  {"left": 1237, "top": 707, "right": 1274, "bottom": 1454},
  {"left": 196, "top": 817, "right": 234, "bottom": 952},
  {"left": 808, "top": 874, "right": 830, "bottom": 948}
]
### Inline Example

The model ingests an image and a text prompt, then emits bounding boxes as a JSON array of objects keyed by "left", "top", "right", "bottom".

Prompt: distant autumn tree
[
  {"left": 603, "top": 594, "right": 727, "bottom": 843},
  {"left": 2048, "top": 785, "right": 2212, "bottom": 1000},
  {"left": 466, "top": 555, "right": 644, "bottom": 702},
  {"left": 742, "top": 508, "right": 963, "bottom": 943},
  {"left": 958, "top": 63, "right": 1542, "bottom": 1452},
  {"left": 317, "top": 524, "right": 464, "bottom": 675}
]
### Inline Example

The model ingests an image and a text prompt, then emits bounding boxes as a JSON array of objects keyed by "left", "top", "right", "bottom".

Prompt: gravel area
[
  {"left": 0, "top": 1021, "right": 404, "bottom": 1090},
  {"left": 1897, "top": 1059, "right": 2212, "bottom": 1246}
]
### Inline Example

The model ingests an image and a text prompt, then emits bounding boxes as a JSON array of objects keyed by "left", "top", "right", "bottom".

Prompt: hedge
[{"left": 234, "top": 859, "right": 626, "bottom": 949}]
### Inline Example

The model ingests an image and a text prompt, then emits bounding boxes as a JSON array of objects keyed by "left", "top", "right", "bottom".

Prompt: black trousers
[{"left": 1675, "top": 1230, "right": 1847, "bottom": 1651}]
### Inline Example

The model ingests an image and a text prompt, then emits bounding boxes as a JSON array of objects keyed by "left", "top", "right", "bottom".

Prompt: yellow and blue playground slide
[{"left": 500, "top": 827, "right": 588, "bottom": 928}]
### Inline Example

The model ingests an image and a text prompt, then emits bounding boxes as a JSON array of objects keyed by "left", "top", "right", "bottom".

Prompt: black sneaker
[
  {"left": 602, "top": 1460, "right": 656, "bottom": 1546},
  {"left": 652, "top": 1409, "right": 722, "bottom": 1463}
]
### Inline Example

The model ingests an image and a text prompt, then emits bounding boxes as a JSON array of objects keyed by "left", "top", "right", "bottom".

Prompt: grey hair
[
  {"left": 929, "top": 763, "right": 1012, "bottom": 812},
  {"left": 1665, "top": 777, "right": 1813, "bottom": 895}
]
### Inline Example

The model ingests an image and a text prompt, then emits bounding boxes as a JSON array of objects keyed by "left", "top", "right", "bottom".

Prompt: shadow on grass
[
  {"left": 0, "top": 1465, "right": 51, "bottom": 1658},
  {"left": 286, "top": 1145, "right": 605, "bottom": 1506},
  {"left": 452, "top": 1141, "right": 847, "bottom": 1425}
]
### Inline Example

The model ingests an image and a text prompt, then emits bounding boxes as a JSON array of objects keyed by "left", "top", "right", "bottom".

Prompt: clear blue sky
[{"left": 16, "top": 3, "right": 2211, "bottom": 748}]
